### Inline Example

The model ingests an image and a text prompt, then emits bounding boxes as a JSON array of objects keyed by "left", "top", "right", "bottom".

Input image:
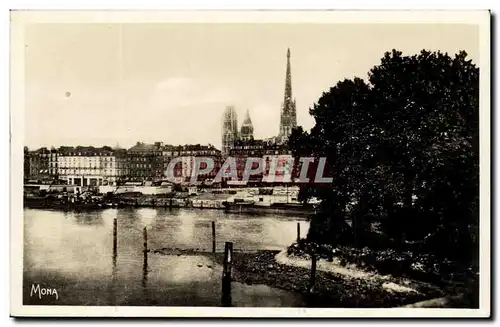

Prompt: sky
[{"left": 24, "top": 23, "right": 479, "bottom": 150}]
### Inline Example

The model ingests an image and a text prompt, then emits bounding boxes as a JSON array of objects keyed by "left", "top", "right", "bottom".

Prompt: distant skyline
[{"left": 24, "top": 23, "right": 479, "bottom": 150}]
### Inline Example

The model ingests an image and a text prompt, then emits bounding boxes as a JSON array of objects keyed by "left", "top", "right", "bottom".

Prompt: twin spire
[{"left": 221, "top": 48, "right": 296, "bottom": 155}]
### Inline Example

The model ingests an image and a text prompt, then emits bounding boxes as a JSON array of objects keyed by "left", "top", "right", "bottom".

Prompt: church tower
[
  {"left": 221, "top": 106, "right": 238, "bottom": 156},
  {"left": 279, "top": 48, "right": 297, "bottom": 143},
  {"left": 240, "top": 109, "right": 254, "bottom": 141}
]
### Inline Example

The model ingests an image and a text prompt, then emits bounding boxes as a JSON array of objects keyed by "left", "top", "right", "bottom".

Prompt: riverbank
[
  {"left": 23, "top": 193, "right": 316, "bottom": 216},
  {"left": 149, "top": 248, "right": 449, "bottom": 308}
]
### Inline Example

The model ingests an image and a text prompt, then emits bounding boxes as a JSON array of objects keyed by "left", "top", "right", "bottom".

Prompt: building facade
[
  {"left": 126, "top": 142, "right": 164, "bottom": 183},
  {"left": 57, "top": 146, "right": 123, "bottom": 186},
  {"left": 26, "top": 147, "right": 50, "bottom": 182},
  {"left": 48, "top": 148, "right": 59, "bottom": 178},
  {"left": 228, "top": 139, "right": 293, "bottom": 186},
  {"left": 23, "top": 147, "right": 30, "bottom": 181},
  {"left": 25, "top": 143, "right": 226, "bottom": 187},
  {"left": 163, "top": 144, "right": 222, "bottom": 184}
]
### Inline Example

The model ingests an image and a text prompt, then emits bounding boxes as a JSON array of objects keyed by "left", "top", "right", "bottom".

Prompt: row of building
[
  {"left": 24, "top": 141, "right": 293, "bottom": 187},
  {"left": 24, "top": 143, "right": 223, "bottom": 186}
]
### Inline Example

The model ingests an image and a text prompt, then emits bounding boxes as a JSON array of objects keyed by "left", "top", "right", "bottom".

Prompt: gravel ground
[
  {"left": 208, "top": 250, "right": 445, "bottom": 308},
  {"left": 150, "top": 247, "right": 478, "bottom": 308}
]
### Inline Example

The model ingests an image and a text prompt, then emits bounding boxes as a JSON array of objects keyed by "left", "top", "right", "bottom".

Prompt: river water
[{"left": 23, "top": 208, "right": 310, "bottom": 307}]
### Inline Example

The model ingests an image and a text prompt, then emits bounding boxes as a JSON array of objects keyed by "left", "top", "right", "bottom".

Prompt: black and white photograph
[{"left": 9, "top": 10, "right": 490, "bottom": 318}]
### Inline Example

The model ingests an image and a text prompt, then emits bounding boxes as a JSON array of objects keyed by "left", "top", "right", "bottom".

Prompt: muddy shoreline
[{"left": 150, "top": 249, "right": 456, "bottom": 308}]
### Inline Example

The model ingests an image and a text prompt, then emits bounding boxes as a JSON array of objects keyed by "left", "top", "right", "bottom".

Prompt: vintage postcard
[{"left": 10, "top": 10, "right": 491, "bottom": 318}]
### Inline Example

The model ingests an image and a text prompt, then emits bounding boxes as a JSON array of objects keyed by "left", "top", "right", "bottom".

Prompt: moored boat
[{"left": 221, "top": 201, "right": 316, "bottom": 217}]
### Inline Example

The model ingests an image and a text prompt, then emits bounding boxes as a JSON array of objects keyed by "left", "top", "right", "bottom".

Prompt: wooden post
[
  {"left": 112, "top": 218, "right": 118, "bottom": 279},
  {"left": 296, "top": 222, "right": 300, "bottom": 243},
  {"left": 113, "top": 218, "right": 117, "bottom": 255},
  {"left": 109, "top": 217, "right": 118, "bottom": 305},
  {"left": 212, "top": 221, "right": 216, "bottom": 254},
  {"left": 142, "top": 227, "right": 148, "bottom": 288},
  {"left": 221, "top": 241, "right": 233, "bottom": 307},
  {"left": 309, "top": 252, "right": 317, "bottom": 293}
]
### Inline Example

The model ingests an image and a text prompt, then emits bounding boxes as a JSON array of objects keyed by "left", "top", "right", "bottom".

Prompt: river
[{"left": 23, "top": 208, "right": 310, "bottom": 307}]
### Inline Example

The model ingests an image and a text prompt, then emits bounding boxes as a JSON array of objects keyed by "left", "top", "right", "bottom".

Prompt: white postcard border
[{"left": 10, "top": 10, "right": 491, "bottom": 318}]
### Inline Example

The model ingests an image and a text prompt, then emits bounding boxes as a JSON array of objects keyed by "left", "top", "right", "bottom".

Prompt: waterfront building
[
  {"left": 228, "top": 139, "right": 292, "bottom": 186},
  {"left": 23, "top": 147, "right": 30, "bottom": 181},
  {"left": 160, "top": 144, "right": 178, "bottom": 180},
  {"left": 126, "top": 142, "right": 164, "bottom": 183},
  {"left": 163, "top": 144, "right": 222, "bottom": 184},
  {"left": 57, "top": 146, "right": 123, "bottom": 186},
  {"left": 26, "top": 147, "right": 50, "bottom": 182},
  {"left": 48, "top": 148, "right": 59, "bottom": 178},
  {"left": 113, "top": 148, "right": 128, "bottom": 185}
]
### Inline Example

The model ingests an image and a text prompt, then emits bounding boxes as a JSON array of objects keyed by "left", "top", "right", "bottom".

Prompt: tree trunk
[
  {"left": 403, "top": 172, "right": 415, "bottom": 209},
  {"left": 353, "top": 190, "right": 370, "bottom": 247}
]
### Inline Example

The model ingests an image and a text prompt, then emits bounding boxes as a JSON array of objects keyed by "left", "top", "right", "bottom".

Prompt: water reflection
[
  {"left": 73, "top": 211, "right": 105, "bottom": 226},
  {"left": 24, "top": 208, "right": 309, "bottom": 306}
]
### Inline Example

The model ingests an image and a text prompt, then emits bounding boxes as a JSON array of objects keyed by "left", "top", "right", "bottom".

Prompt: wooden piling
[
  {"left": 309, "top": 252, "right": 317, "bottom": 293},
  {"left": 142, "top": 226, "right": 148, "bottom": 288},
  {"left": 296, "top": 222, "right": 300, "bottom": 243},
  {"left": 112, "top": 218, "right": 118, "bottom": 279},
  {"left": 212, "top": 221, "right": 216, "bottom": 253},
  {"left": 221, "top": 241, "right": 233, "bottom": 307},
  {"left": 109, "top": 217, "right": 118, "bottom": 305},
  {"left": 113, "top": 218, "right": 117, "bottom": 256},
  {"left": 143, "top": 227, "right": 148, "bottom": 262}
]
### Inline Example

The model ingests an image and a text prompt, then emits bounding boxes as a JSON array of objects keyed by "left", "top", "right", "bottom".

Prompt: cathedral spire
[
  {"left": 284, "top": 48, "right": 292, "bottom": 107},
  {"left": 279, "top": 48, "right": 297, "bottom": 142}
]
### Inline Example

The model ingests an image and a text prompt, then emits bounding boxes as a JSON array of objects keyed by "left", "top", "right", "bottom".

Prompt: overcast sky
[{"left": 24, "top": 23, "right": 479, "bottom": 150}]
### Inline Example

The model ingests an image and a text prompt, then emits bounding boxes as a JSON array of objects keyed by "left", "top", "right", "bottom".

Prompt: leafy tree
[
  {"left": 369, "top": 50, "right": 479, "bottom": 256},
  {"left": 291, "top": 49, "right": 479, "bottom": 262}
]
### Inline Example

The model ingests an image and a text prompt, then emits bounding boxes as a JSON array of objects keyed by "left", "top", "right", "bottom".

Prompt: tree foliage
[{"left": 290, "top": 49, "right": 479, "bottom": 261}]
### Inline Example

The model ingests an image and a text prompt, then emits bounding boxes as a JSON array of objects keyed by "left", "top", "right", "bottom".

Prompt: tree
[
  {"left": 290, "top": 78, "right": 373, "bottom": 246},
  {"left": 291, "top": 49, "right": 479, "bottom": 261},
  {"left": 369, "top": 50, "right": 479, "bottom": 255}
]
